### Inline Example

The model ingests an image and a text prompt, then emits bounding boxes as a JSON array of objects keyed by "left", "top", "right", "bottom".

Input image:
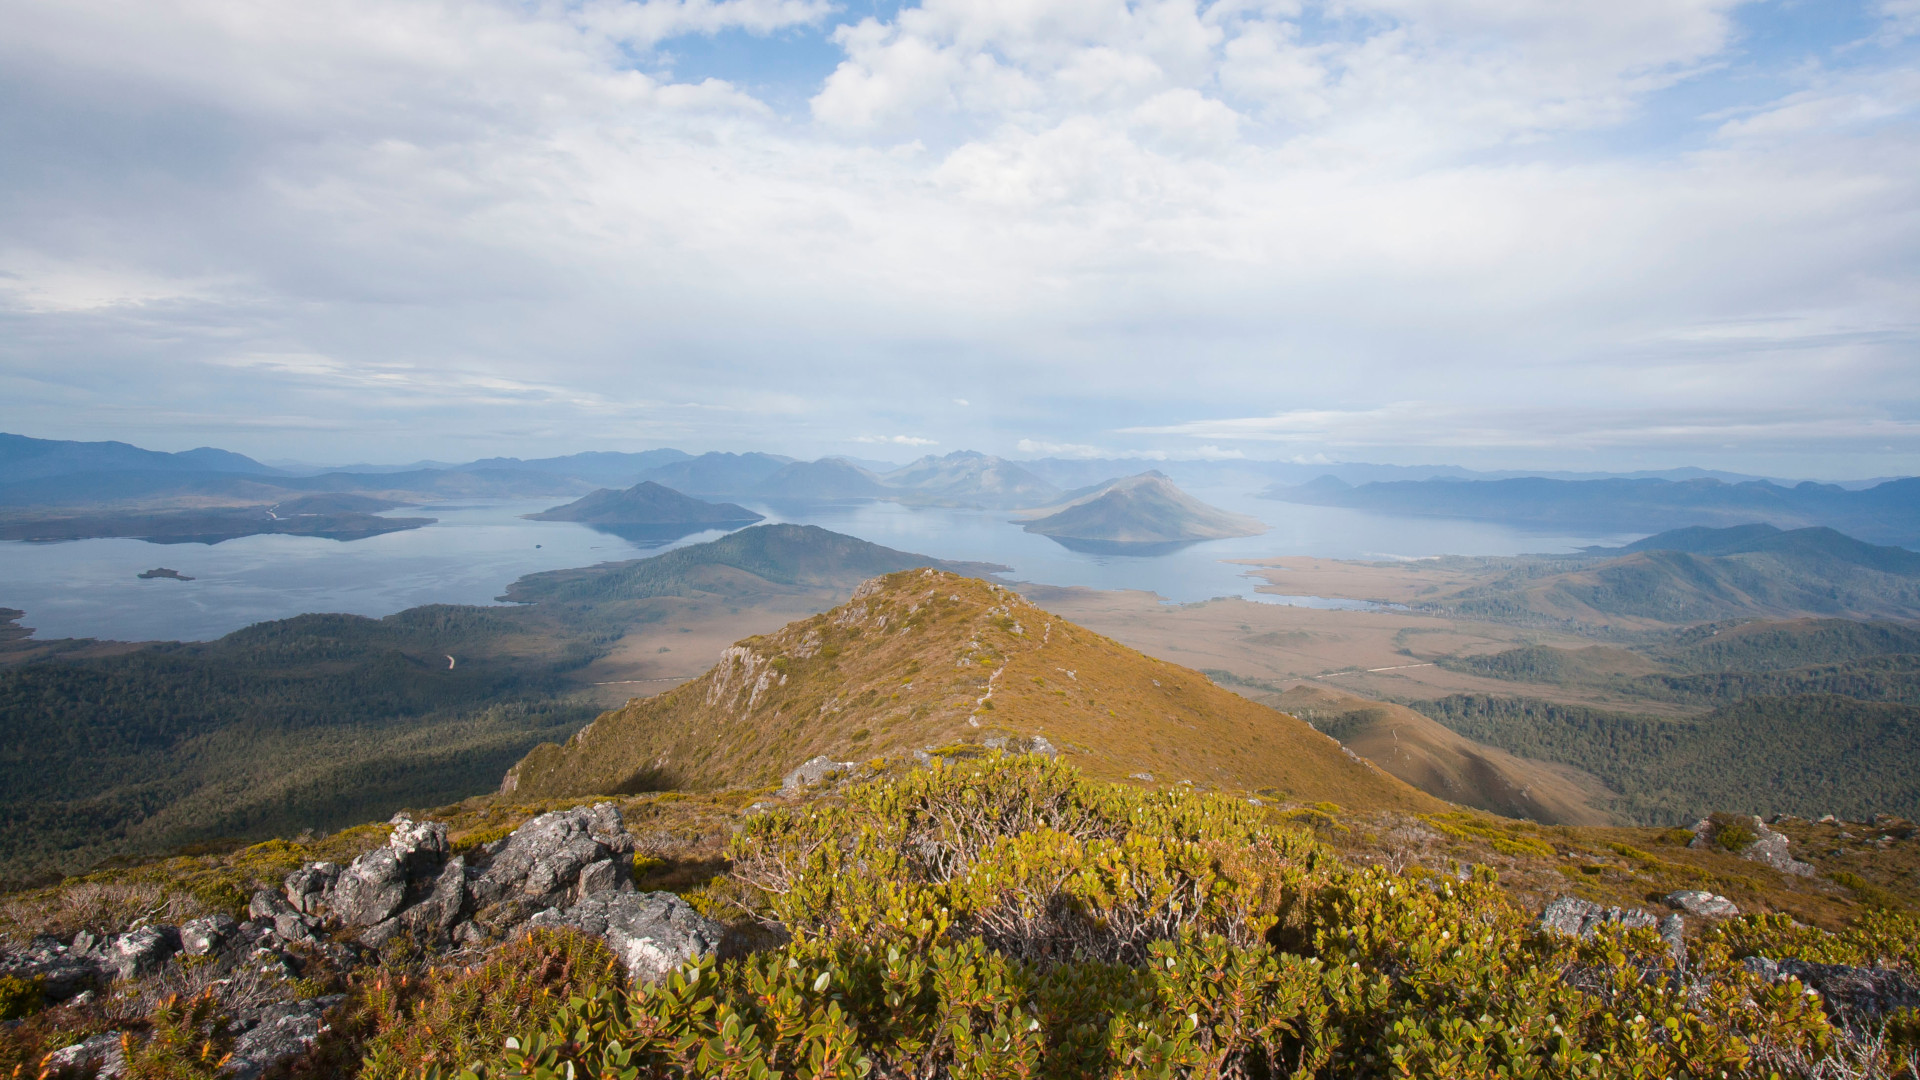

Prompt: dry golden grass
[
  {"left": 1267, "top": 683, "right": 1619, "bottom": 825},
  {"left": 505, "top": 570, "right": 1442, "bottom": 813}
]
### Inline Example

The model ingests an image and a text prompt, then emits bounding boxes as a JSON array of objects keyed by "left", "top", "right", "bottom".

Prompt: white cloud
[
  {"left": 0, "top": 0, "right": 1914, "bottom": 473},
  {"left": 855, "top": 434, "right": 940, "bottom": 445},
  {"left": 1126, "top": 404, "right": 1920, "bottom": 454}
]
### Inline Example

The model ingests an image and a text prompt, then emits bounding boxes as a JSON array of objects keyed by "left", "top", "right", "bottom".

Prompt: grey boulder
[
  {"left": 223, "top": 995, "right": 345, "bottom": 1080},
  {"left": 283, "top": 862, "right": 341, "bottom": 915},
  {"left": 528, "top": 891, "right": 725, "bottom": 985},
  {"left": 1665, "top": 890, "right": 1739, "bottom": 918},
  {"left": 249, "top": 889, "right": 322, "bottom": 945},
  {"left": 0, "top": 934, "right": 103, "bottom": 999},
  {"left": 1742, "top": 827, "right": 1815, "bottom": 877},
  {"left": 1743, "top": 957, "right": 1920, "bottom": 1026},
  {"left": 363, "top": 854, "right": 471, "bottom": 948},
  {"left": 470, "top": 804, "right": 635, "bottom": 910},
  {"left": 782, "top": 756, "right": 852, "bottom": 792},
  {"left": 1688, "top": 816, "right": 1814, "bottom": 876},
  {"left": 329, "top": 848, "right": 411, "bottom": 928},
  {"left": 1538, "top": 897, "right": 1684, "bottom": 962},
  {"left": 180, "top": 913, "right": 240, "bottom": 957},
  {"left": 42, "top": 1032, "right": 126, "bottom": 1078},
  {"left": 106, "top": 925, "right": 180, "bottom": 981}
]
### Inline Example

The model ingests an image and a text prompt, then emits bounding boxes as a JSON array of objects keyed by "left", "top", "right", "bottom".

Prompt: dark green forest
[
  {"left": 0, "top": 606, "right": 606, "bottom": 885},
  {"left": 1411, "top": 692, "right": 1920, "bottom": 824}
]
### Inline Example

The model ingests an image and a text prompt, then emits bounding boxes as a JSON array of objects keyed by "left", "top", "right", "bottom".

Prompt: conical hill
[{"left": 503, "top": 569, "right": 1440, "bottom": 811}]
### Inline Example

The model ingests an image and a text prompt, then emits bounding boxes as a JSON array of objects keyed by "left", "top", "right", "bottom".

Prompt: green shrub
[
  {"left": 1709, "top": 813, "right": 1760, "bottom": 852},
  {"left": 449, "top": 758, "right": 1856, "bottom": 1079},
  {"left": 1706, "top": 908, "right": 1920, "bottom": 968},
  {"left": 0, "top": 973, "right": 42, "bottom": 1021},
  {"left": 352, "top": 929, "right": 622, "bottom": 1079}
]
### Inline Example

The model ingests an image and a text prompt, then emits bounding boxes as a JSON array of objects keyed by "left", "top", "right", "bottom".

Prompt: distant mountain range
[
  {"left": 0, "top": 433, "right": 280, "bottom": 482},
  {"left": 1265, "top": 474, "right": 1920, "bottom": 547},
  {"left": 1016, "top": 471, "right": 1267, "bottom": 553},
  {"left": 5, "top": 432, "right": 1914, "bottom": 547},
  {"left": 1426, "top": 523, "right": 1920, "bottom": 626}
]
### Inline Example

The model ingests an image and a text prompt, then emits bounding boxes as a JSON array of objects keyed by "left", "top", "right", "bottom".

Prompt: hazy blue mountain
[
  {"left": 882, "top": 451, "right": 1060, "bottom": 508},
  {"left": 1432, "top": 524, "right": 1920, "bottom": 625},
  {"left": 0, "top": 470, "right": 296, "bottom": 507},
  {"left": 0, "top": 433, "right": 279, "bottom": 481},
  {"left": 1265, "top": 475, "right": 1920, "bottom": 547},
  {"left": 453, "top": 449, "right": 693, "bottom": 486},
  {"left": 752, "top": 458, "right": 889, "bottom": 499},
  {"left": 634, "top": 452, "right": 795, "bottom": 496},
  {"left": 1617, "top": 523, "right": 1920, "bottom": 573}
]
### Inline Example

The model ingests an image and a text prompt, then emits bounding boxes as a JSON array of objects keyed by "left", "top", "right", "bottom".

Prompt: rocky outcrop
[
  {"left": 106, "top": 925, "right": 181, "bottom": 981},
  {"left": 1689, "top": 816, "right": 1815, "bottom": 876},
  {"left": 1744, "top": 957, "right": 1920, "bottom": 1028},
  {"left": 782, "top": 756, "right": 853, "bottom": 792},
  {"left": 529, "top": 891, "right": 727, "bottom": 985},
  {"left": 1740, "top": 827, "right": 1815, "bottom": 876},
  {"left": 180, "top": 913, "right": 238, "bottom": 956},
  {"left": 225, "top": 995, "right": 346, "bottom": 1080},
  {"left": 1664, "top": 890, "right": 1739, "bottom": 918},
  {"left": 43, "top": 1032, "right": 126, "bottom": 1078},
  {"left": 469, "top": 804, "right": 635, "bottom": 913},
  {"left": 981, "top": 734, "right": 1058, "bottom": 758},
  {"left": 1538, "top": 896, "right": 1685, "bottom": 962},
  {"left": 323, "top": 814, "right": 450, "bottom": 933},
  {"left": 0, "top": 934, "right": 103, "bottom": 998},
  {"left": 10, "top": 802, "right": 669, "bottom": 1076}
]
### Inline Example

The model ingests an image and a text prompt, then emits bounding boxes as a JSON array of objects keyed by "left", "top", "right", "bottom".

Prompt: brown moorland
[{"left": 504, "top": 569, "right": 1442, "bottom": 812}]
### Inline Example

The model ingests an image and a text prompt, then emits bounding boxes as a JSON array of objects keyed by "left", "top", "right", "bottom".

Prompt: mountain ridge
[
  {"left": 1264, "top": 474, "right": 1920, "bottom": 547},
  {"left": 503, "top": 569, "right": 1442, "bottom": 811}
]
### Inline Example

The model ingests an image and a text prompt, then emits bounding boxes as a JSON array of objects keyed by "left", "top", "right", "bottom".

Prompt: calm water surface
[{"left": 0, "top": 489, "right": 1639, "bottom": 642}]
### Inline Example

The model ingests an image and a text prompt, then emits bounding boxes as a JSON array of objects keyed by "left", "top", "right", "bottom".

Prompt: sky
[{"left": 1, "top": 0, "right": 1917, "bottom": 477}]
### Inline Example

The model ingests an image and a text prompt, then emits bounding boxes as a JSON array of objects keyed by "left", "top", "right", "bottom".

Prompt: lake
[{"left": 0, "top": 489, "right": 1640, "bottom": 642}]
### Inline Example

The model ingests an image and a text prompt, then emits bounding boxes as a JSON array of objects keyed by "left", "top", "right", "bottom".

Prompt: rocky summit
[
  {"left": 0, "top": 803, "right": 726, "bottom": 1079},
  {"left": 502, "top": 569, "right": 1440, "bottom": 811}
]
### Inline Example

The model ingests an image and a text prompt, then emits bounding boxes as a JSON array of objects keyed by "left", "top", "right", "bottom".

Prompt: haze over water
[{"left": 0, "top": 489, "right": 1639, "bottom": 642}]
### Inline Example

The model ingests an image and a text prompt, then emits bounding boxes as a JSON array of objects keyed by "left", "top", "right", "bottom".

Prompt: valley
[{"left": 0, "top": 525, "right": 1003, "bottom": 885}]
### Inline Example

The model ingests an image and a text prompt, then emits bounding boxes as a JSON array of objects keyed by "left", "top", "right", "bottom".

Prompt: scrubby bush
[
  {"left": 1708, "top": 908, "right": 1920, "bottom": 969},
  {"left": 349, "top": 929, "right": 624, "bottom": 1079},
  {"left": 426, "top": 757, "right": 1891, "bottom": 1079},
  {"left": 0, "top": 973, "right": 42, "bottom": 1020}
]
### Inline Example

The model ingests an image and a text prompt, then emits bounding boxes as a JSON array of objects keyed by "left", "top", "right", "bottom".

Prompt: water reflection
[
  {"left": 0, "top": 489, "right": 1641, "bottom": 642},
  {"left": 1042, "top": 537, "right": 1202, "bottom": 556}
]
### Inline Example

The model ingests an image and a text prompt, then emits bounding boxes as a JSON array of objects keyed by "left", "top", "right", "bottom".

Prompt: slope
[
  {"left": 1266, "top": 684, "right": 1618, "bottom": 825},
  {"left": 1412, "top": 692, "right": 1920, "bottom": 823},
  {"left": 1433, "top": 527, "right": 1920, "bottom": 626},
  {"left": 503, "top": 570, "right": 1443, "bottom": 812}
]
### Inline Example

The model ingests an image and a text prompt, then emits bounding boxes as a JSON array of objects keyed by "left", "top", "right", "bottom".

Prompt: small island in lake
[
  {"left": 527, "top": 480, "right": 763, "bottom": 543},
  {"left": 1015, "top": 471, "right": 1268, "bottom": 554},
  {"left": 137, "top": 568, "right": 194, "bottom": 581}
]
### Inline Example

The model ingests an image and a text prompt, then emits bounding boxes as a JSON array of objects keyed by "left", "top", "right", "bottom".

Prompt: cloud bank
[{"left": 0, "top": 0, "right": 1915, "bottom": 474}]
